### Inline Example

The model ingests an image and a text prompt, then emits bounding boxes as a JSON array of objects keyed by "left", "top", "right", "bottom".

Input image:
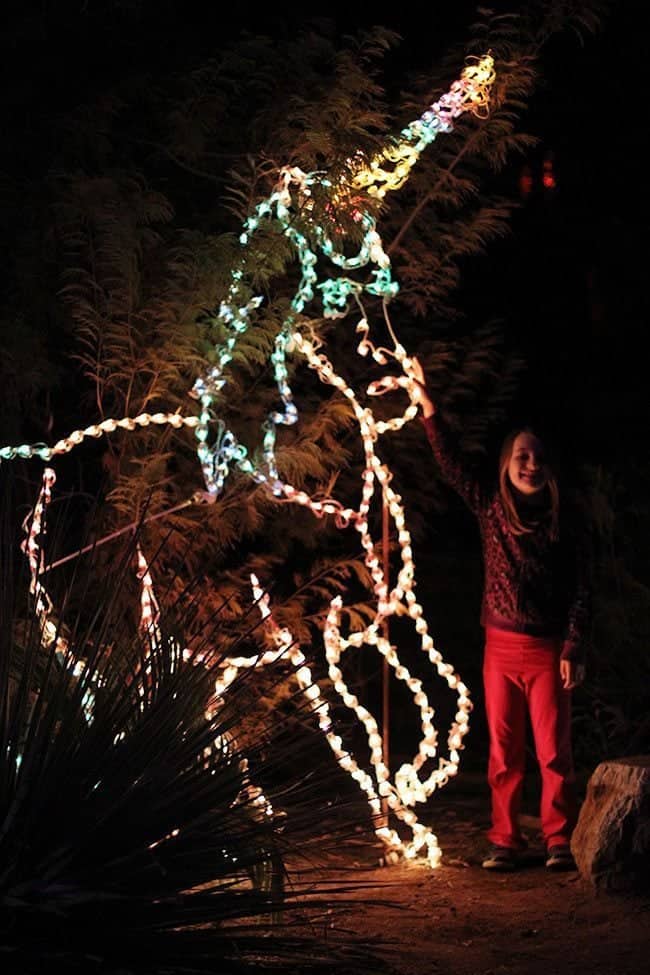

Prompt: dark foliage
[{"left": 0, "top": 469, "right": 388, "bottom": 975}]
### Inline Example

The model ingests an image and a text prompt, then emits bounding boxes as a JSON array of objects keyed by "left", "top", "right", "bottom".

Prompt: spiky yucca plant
[{"left": 0, "top": 473, "right": 385, "bottom": 975}]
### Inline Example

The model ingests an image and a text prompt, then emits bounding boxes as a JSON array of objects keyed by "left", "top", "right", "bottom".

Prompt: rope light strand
[
  {"left": 20, "top": 468, "right": 61, "bottom": 649},
  {"left": 1, "top": 411, "right": 200, "bottom": 464}
]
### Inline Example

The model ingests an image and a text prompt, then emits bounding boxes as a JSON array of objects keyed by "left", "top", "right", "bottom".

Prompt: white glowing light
[
  {"left": 137, "top": 545, "right": 161, "bottom": 639},
  {"left": 1, "top": 411, "right": 200, "bottom": 465},
  {"left": 21, "top": 470, "right": 98, "bottom": 722},
  {"left": 20, "top": 468, "right": 59, "bottom": 645}
]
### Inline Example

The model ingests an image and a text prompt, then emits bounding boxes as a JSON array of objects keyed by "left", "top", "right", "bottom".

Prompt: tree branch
[{"left": 387, "top": 122, "right": 486, "bottom": 256}]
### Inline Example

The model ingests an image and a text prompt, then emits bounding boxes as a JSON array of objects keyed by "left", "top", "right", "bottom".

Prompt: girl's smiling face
[{"left": 507, "top": 432, "right": 549, "bottom": 496}]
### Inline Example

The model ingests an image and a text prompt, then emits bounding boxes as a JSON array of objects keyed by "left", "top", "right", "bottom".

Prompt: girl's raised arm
[{"left": 412, "top": 357, "right": 481, "bottom": 512}]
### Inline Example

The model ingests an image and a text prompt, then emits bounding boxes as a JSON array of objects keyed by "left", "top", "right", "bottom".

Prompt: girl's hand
[
  {"left": 560, "top": 659, "right": 586, "bottom": 690},
  {"left": 410, "top": 356, "right": 435, "bottom": 418}
]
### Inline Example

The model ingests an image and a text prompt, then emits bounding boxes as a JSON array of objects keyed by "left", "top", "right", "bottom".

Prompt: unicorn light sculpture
[{"left": 4, "top": 54, "right": 496, "bottom": 866}]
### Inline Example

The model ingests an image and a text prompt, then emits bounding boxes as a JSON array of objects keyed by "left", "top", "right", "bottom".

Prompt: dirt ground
[{"left": 297, "top": 777, "right": 650, "bottom": 975}]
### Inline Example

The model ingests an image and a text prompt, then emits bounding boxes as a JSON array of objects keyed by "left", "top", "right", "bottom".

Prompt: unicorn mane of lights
[{"left": 2, "top": 55, "right": 495, "bottom": 867}]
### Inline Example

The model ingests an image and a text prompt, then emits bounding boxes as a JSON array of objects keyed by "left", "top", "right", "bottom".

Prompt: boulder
[{"left": 571, "top": 756, "right": 650, "bottom": 893}]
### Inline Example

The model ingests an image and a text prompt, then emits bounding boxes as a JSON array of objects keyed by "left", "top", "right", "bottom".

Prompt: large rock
[{"left": 571, "top": 756, "right": 650, "bottom": 893}]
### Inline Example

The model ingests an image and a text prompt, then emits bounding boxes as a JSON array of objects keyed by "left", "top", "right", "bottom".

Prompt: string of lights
[{"left": 21, "top": 468, "right": 67, "bottom": 654}]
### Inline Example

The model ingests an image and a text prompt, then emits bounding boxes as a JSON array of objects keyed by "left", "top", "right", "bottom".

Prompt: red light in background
[
  {"left": 520, "top": 151, "right": 557, "bottom": 198},
  {"left": 543, "top": 153, "right": 556, "bottom": 190},
  {"left": 520, "top": 164, "right": 533, "bottom": 197}
]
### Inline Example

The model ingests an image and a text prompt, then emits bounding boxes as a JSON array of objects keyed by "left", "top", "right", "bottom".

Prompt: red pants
[{"left": 483, "top": 626, "right": 577, "bottom": 850}]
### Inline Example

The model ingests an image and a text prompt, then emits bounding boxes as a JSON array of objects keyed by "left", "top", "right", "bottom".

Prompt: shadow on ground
[{"left": 290, "top": 773, "right": 650, "bottom": 975}]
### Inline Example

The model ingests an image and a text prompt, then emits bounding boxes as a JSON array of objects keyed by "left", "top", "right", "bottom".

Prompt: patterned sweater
[{"left": 422, "top": 414, "right": 590, "bottom": 662}]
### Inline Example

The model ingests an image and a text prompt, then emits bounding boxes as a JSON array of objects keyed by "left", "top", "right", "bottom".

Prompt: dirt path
[{"left": 299, "top": 786, "right": 650, "bottom": 975}]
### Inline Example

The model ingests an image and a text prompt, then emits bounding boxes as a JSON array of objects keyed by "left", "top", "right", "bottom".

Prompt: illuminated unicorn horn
[{"left": 351, "top": 53, "right": 495, "bottom": 200}]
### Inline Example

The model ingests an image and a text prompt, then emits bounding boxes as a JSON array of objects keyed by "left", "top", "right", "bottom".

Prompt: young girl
[{"left": 411, "top": 358, "right": 589, "bottom": 871}]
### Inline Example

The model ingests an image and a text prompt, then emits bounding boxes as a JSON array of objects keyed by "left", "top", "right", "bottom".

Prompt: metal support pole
[{"left": 381, "top": 494, "right": 390, "bottom": 823}]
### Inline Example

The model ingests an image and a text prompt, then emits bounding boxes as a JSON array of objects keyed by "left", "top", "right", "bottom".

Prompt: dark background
[
  {"left": 1, "top": 2, "right": 647, "bottom": 770},
  {"left": 2, "top": 1, "right": 645, "bottom": 454}
]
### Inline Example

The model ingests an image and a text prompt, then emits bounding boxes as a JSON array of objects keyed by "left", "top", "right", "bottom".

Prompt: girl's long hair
[{"left": 498, "top": 427, "right": 560, "bottom": 540}]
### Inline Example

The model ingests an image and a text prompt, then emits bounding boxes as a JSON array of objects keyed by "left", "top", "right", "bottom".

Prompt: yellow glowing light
[{"left": 350, "top": 54, "right": 495, "bottom": 200}]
